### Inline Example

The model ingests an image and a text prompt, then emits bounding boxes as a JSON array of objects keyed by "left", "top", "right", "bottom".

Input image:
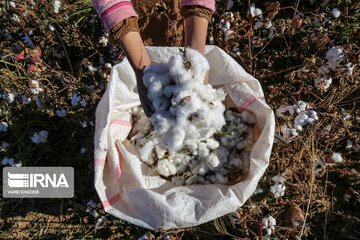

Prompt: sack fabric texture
[{"left": 94, "top": 46, "right": 275, "bottom": 230}]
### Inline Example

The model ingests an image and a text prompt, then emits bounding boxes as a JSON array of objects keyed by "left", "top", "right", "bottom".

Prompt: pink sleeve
[
  {"left": 180, "top": 0, "right": 215, "bottom": 12},
  {"left": 92, "top": 0, "right": 138, "bottom": 32}
]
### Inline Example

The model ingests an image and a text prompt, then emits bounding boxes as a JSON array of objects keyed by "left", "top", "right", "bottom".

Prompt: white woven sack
[{"left": 94, "top": 46, "right": 275, "bottom": 230}]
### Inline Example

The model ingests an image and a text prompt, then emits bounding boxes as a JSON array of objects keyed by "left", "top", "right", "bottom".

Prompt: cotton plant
[
  {"left": 31, "top": 130, "right": 48, "bottom": 143},
  {"left": 53, "top": 0, "right": 61, "bottom": 14},
  {"left": 55, "top": 109, "right": 67, "bottom": 117},
  {"left": 314, "top": 46, "right": 345, "bottom": 90},
  {"left": 71, "top": 93, "right": 81, "bottom": 106},
  {"left": 332, "top": 8, "right": 341, "bottom": 18},
  {"left": 29, "top": 80, "right": 43, "bottom": 95},
  {"left": 275, "top": 101, "right": 318, "bottom": 143},
  {"left": 35, "top": 95, "right": 42, "bottom": 107},
  {"left": 262, "top": 215, "right": 276, "bottom": 236},
  {"left": 270, "top": 175, "right": 285, "bottom": 198},
  {"left": 2, "top": 157, "right": 22, "bottom": 167},
  {"left": 0, "top": 141, "right": 9, "bottom": 150},
  {"left": 218, "top": 12, "right": 235, "bottom": 41},
  {"left": 0, "top": 121, "right": 8, "bottom": 132},
  {"left": 130, "top": 48, "right": 256, "bottom": 185},
  {"left": 331, "top": 152, "right": 343, "bottom": 163}
]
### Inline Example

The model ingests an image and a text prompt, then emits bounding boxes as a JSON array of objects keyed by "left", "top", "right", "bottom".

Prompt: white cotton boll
[
  {"left": 197, "top": 142, "right": 210, "bottom": 158},
  {"left": 236, "top": 139, "right": 249, "bottom": 150},
  {"left": 56, "top": 109, "right": 67, "bottom": 117},
  {"left": 0, "top": 28, "right": 13, "bottom": 40},
  {"left": 275, "top": 105, "right": 295, "bottom": 118},
  {"left": 254, "top": 21, "right": 264, "bottom": 30},
  {"left": 215, "top": 146, "right": 230, "bottom": 160},
  {"left": 98, "top": 36, "right": 108, "bottom": 47},
  {"left": 35, "top": 95, "right": 42, "bottom": 108},
  {"left": 10, "top": 14, "right": 20, "bottom": 24},
  {"left": 209, "top": 174, "right": 217, "bottom": 183},
  {"left": 219, "top": 19, "right": 229, "bottom": 30},
  {"left": 314, "top": 75, "right": 332, "bottom": 90},
  {"left": 29, "top": 80, "right": 43, "bottom": 95},
  {"left": 168, "top": 55, "right": 188, "bottom": 85},
  {"left": 2, "top": 157, "right": 14, "bottom": 166},
  {"left": 198, "top": 128, "right": 215, "bottom": 140},
  {"left": 270, "top": 176, "right": 286, "bottom": 198},
  {"left": 225, "top": 110, "right": 236, "bottom": 122},
  {"left": 206, "top": 138, "right": 219, "bottom": 149},
  {"left": 184, "top": 48, "right": 210, "bottom": 80},
  {"left": 341, "top": 108, "right": 351, "bottom": 120},
  {"left": 268, "top": 27, "right": 276, "bottom": 39},
  {"left": 318, "top": 65, "right": 330, "bottom": 74},
  {"left": 331, "top": 152, "right": 343, "bottom": 163},
  {"left": 171, "top": 176, "right": 185, "bottom": 186},
  {"left": 152, "top": 97, "right": 170, "bottom": 111},
  {"left": 346, "top": 140, "right": 353, "bottom": 150},
  {"left": 155, "top": 145, "right": 167, "bottom": 159},
  {"left": 272, "top": 175, "right": 285, "bottom": 184},
  {"left": 139, "top": 140, "right": 155, "bottom": 165},
  {"left": 262, "top": 216, "right": 276, "bottom": 236},
  {"left": 147, "top": 80, "right": 164, "bottom": 100},
  {"left": 163, "top": 85, "right": 179, "bottom": 98},
  {"left": 6, "top": 93, "right": 15, "bottom": 103},
  {"left": 345, "top": 63, "right": 355, "bottom": 76},
  {"left": 9, "top": 1, "right": 16, "bottom": 8},
  {"left": 215, "top": 173, "right": 227, "bottom": 184},
  {"left": 152, "top": 113, "right": 174, "bottom": 135},
  {"left": 80, "top": 147, "right": 87, "bottom": 154},
  {"left": 294, "top": 100, "right": 309, "bottom": 113},
  {"left": 71, "top": 93, "right": 81, "bottom": 106},
  {"left": 175, "top": 162, "right": 188, "bottom": 172},
  {"left": 142, "top": 73, "right": 157, "bottom": 88},
  {"left": 80, "top": 99, "right": 87, "bottom": 107},
  {"left": 20, "top": 33, "right": 35, "bottom": 49},
  {"left": 0, "top": 122, "right": 8, "bottom": 132},
  {"left": 254, "top": 8, "right": 263, "bottom": 17},
  {"left": 186, "top": 175, "right": 198, "bottom": 185},
  {"left": 224, "top": 29, "right": 234, "bottom": 41},
  {"left": 156, "top": 159, "right": 177, "bottom": 177},
  {"left": 240, "top": 111, "right": 255, "bottom": 124},
  {"left": 206, "top": 153, "right": 220, "bottom": 170},
  {"left": 144, "top": 62, "right": 169, "bottom": 75},
  {"left": 202, "top": 107, "right": 226, "bottom": 131},
  {"left": 191, "top": 164, "right": 201, "bottom": 175},
  {"left": 198, "top": 160, "right": 209, "bottom": 175},
  {"left": 54, "top": 0, "right": 61, "bottom": 14},
  {"left": 162, "top": 126, "right": 185, "bottom": 152},
  {"left": 0, "top": 141, "right": 9, "bottom": 150},
  {"left": 220, "top": 135, "right": 234, "bottom": 148},
  {"left": 21, "top": 94, "right": 31, "bottom": 104},
  {"left": 270, "top": 183, "right": 285, "bottom": 198},
  {"left": 294, "top": 112, "right": 309, "bottom": 128},
  {"left": 264, "top": 18, "right": 272, "bottom": 29},
  {"left": 332, "top": 8, "right": 341, "bottom": 18},
  {"left": 325, "top": 46, "right": 344, "bottom": 69},
  {"left": 31, "top": 130, "right": 48, "bottom": 143}
]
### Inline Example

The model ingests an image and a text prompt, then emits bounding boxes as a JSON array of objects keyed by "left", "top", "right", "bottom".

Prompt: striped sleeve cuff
[
  {"left": 92, "top": 0, "right": 138, "bottom": 32},
  {"left": 101, "top": 4, "right": 138, "bottom": 32}
]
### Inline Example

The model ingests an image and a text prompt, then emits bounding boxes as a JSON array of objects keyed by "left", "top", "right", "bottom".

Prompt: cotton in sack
[{"left": 94, "top": 46, "right": 275, "bottom": 230}]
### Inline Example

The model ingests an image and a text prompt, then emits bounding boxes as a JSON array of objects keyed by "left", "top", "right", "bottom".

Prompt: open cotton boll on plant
[{"left": 127, "top": 48, "right": 257, "bottom": 185}]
